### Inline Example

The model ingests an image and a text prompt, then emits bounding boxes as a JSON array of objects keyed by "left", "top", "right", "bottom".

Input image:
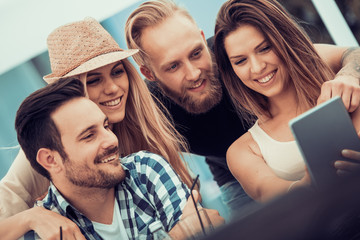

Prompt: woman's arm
[
  {"left": 0, "top": 149, "right": 49, "bottom": 219},
  {"left": 0, "top": 207, "right": 85, "bottom": 240},
  {"left": 226, "top": 133, "right": 310, "bottom": 202}
]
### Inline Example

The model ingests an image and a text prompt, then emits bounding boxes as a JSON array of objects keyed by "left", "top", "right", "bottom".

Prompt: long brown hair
[
  {"left": 214, "top": 0, "right": 334, "bottom": 122},
  {"left": 112, "top": 59, "right": 193, "bottom": 188}
]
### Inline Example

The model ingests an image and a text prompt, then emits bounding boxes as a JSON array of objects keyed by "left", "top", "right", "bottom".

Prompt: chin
[{"left": 108, "top": 113, "right": 125, "bottom": 124}]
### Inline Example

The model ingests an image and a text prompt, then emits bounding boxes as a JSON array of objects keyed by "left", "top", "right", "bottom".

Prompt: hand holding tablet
[{"left": 289, "top": 96, "right": 360, "bottom": 188}]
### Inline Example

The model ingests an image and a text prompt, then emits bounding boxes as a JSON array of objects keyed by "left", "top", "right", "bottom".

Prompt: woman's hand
[
  {"left": 27, "top": 207, "right": 85, "bottom": 240},
  {"left": 334, "top": 149, "right": 360, "bottom": 176}
]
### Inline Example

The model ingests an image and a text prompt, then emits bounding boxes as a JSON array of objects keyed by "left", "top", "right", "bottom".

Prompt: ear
[
  {"left": 200, "top": 30, "right": 206, "bottom": 43},
  {"left": 37, "top": 148, "right": 63, "bottom": 175},
  {"left": 140, "top": 65, "right": 156, "bottom": 81}
]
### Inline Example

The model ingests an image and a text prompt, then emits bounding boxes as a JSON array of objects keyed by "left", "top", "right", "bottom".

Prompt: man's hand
[
  {"left": 181, "top": 190, "right": 224, "bottom": 225},
  {"left": 169, "top": 190, "right": 224, "bottom": 240},
  {"left": 317, "top": 76, "right": 360, "bottom": 112},
  {"left": 28, "top": 207, "right": 85, "bottom": 240}
]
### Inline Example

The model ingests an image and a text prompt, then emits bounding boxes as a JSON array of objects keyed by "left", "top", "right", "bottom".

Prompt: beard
[
  {"left": 64, "top": 146, "right": 125, "bottom": 189},
  {"left": 155, "top": 59, "right": 223, "bottom": 114}
]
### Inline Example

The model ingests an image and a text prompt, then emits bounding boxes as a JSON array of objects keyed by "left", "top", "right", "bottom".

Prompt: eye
[
  {"left": 260, "top": 45, "right": 271, "bottom": 53},
  {"left": 234, "top": 58, "right": 247, "bottom": 66},
  {"left": 81, "top": 133, "right": 94, "bottom": 141},
  {"left": 167, "top": 63, "right": 178, "bottom": 72},
  {"left": 192, "top": 49, "right": 202, "bottom": 59},
  {"left": 111, "top": 66, "right": 125, "bottom": 77},
  {"left": 87, "top": 77, "right": 101, "bottom": 86}
]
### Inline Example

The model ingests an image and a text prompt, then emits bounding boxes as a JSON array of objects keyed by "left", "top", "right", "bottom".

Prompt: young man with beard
[
  {"left": 125, "top": 0, "right": 360, "bottom": 217},
  {"left": 8, "top": 78, "right": 223, "bottom": 240}
]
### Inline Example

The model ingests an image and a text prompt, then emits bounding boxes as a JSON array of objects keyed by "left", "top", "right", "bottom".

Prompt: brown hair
[
  {"left": 15, "top": 78, "right": 84, "bottom": 180},
  {"left": 214, "top": 0, "right": 334, "bottom": 122}
]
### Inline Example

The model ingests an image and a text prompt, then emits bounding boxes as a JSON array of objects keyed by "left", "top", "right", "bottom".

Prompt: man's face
[
  {"left": 52, "top": 97, "right": 125, "bottom": 188},
  {"left": 140, "top": 13, "right": 222, "bottom": 114}
]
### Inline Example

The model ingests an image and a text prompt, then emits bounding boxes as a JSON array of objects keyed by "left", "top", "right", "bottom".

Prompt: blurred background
[{"left": 0, "top": 0, "right": 359, "bottom": 221}]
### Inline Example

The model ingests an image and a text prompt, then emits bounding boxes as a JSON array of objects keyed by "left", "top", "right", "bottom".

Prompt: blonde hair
[
  {"left": 110, "top": 59, "right": 193, "bottom": 187},
  {"left": 214, "top": 0, "right": 334, "bottom": 122},
  {"left": 125, "top": 0, "right": 195, "bottom": 68}
]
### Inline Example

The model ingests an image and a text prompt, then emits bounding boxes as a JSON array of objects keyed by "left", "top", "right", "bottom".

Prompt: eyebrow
[
  {"left": 160, "top": 43, "right": 203, "bottom": 70},
  {"left": 86, "top": 62, "right": 123, "bottom": 77},
  {"left": 229, "top": 40, "right": 267, "bottom": 60},
  {"left": 77, "top": 116, "right": 109, "bottom": 140}
]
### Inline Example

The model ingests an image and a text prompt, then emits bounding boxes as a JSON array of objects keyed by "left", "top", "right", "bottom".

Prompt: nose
[
  {"left": 103, "top": 77, "right": 119, "bottom": 95},
  {"left": 100, "top": 127, "right": 118, "bottom": 150},
  {"left": 250, "top": 56, "right": 266, "bottom": 74},
  {"left": 184, "top": 61, "right": 201, "bottom": 82}
]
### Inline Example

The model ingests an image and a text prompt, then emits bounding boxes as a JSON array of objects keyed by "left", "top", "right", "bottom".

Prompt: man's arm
[
  {"left": 141, "top": 152, "right": 224, "bottom": 239},
  {"left": 315, "top": 44, "right": 360, "bottom": 112}
]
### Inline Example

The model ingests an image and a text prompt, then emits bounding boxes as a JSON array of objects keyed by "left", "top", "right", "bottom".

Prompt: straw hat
[{"left": 43, "top": 17, "right": 138, "bottom": 83}]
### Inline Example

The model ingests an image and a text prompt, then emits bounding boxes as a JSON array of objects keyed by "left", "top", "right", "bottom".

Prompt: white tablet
[{"left": 289, "top": 96, "right": 360, "bottom": 188}]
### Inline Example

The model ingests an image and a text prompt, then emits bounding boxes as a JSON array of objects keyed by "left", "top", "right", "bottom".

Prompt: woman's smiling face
[
  {"left": 85, "top": 61, "right": 129, "bottom": 123},
  {"left": 224, "top": 24, "right": 289, "bottom": 99}
]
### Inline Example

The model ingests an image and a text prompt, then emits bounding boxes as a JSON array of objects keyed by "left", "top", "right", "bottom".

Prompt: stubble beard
[
  {"left": 155, "top": 60, "right": 223, "bottom": 114},
  {"left": 64, "top": 146, "right": 126, "bottom": 189}
]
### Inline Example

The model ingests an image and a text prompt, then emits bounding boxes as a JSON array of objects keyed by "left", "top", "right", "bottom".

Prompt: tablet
[{"left": 289, "top": 96, "right": 360, "bottom": 188}]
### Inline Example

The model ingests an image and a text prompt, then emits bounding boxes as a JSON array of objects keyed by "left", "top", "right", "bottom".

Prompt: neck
[
  {"left": 53, "top": 181, "right": 116, "bottom": 224},
  {"left": 267, "top": 84, "right": 304, "bottom": 120}
]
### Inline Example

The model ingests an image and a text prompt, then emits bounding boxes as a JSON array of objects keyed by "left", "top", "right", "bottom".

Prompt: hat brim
[{"left": 43, "top": 49, "right": 139, "bottom": 83}]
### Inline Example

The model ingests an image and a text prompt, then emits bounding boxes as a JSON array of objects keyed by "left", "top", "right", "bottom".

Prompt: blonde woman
[{"left": 0, "top": 17, "right": 193, "bottom": 239}]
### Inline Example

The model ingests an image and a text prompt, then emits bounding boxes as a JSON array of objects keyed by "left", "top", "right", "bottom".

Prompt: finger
[
  {"left": 342, "top": 149, "right": 360, "bottom": 161},
  {"left": 339, "top": 88, "right": 352, "bottom": 111},
  {"left": 330, "top": 83, "right": 343, "bottom": 98},
  {"left": 317, "top": 84, "right": 332, "bottom": 105},
  {"left": 191, "top": 190, "right": 200, "bottom": 203},
  {"left": 181, "top": 190, "right": 199, "bottom": 217},
  {"left": 336, "top": 169, "right": 350, "bottom": 177},
  {"left": 334, "top": 160, "right": 360, "bottom": 172},
  {"left": 349, "top": 90, "right": 360, "bottom": 113},
  {"left": 60, "top": 225, "right": 77, "bottom": 240},
  {"left": 205, "top": 209, "right": 224, "bottom": 226}
]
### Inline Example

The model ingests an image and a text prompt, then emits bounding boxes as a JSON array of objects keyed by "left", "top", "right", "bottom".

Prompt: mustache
[{"left": 94, "top": 146, "right": 119, "bottom": 163}]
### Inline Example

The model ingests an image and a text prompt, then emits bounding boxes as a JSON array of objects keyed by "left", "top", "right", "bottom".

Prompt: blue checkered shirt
[{"left": 21, "top": 151, "right": 190, "bottom": 240}]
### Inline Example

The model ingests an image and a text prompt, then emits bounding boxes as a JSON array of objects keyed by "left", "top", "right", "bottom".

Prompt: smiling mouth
[
  {"left": 100, "top": 154, "right": 118, "bottom": 163},
  {"left": 101, "top": 97, "right": 122, "bottom": 107},
  {"left": 257, "top": 71, "right": 276, "bottom": 83},
  {"left": 189, "top": 79, "right": 204, "bottom": 89}
]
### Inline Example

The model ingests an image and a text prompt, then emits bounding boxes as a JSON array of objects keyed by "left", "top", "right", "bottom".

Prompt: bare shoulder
[{"left": 227, "top": 132, "right": 262, "bottom": 165}]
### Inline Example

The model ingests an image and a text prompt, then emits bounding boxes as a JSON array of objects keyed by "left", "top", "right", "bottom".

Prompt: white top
[
  {"left": 92, "top": 199, "right": 129, "bottom": 240},
  {"left": 248, "top": 121, "right": 305, "bottom": 181}
]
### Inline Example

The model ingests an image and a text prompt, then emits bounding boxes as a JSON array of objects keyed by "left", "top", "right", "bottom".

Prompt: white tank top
[{"left": 248, "top": 121, "right": 305, "bottom": 181}]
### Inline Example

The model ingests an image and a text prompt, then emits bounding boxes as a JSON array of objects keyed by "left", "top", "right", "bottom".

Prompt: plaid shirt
[{"left": 21, "top": 151, "right": 190, "bottom": 240}]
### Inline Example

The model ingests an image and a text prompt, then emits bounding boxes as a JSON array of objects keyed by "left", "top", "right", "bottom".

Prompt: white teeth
[
  {"left": 102, "top": 97, "right": 121, "bottom": 107},
  {"left": 190, "top": 80, "right": 203, "bottom": 89},
  {"left": 258, "top": 71, "right": 275, "bottom": 83},
  {"left": 101, "top": 154, "right": 117, "bottom": 163}
]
